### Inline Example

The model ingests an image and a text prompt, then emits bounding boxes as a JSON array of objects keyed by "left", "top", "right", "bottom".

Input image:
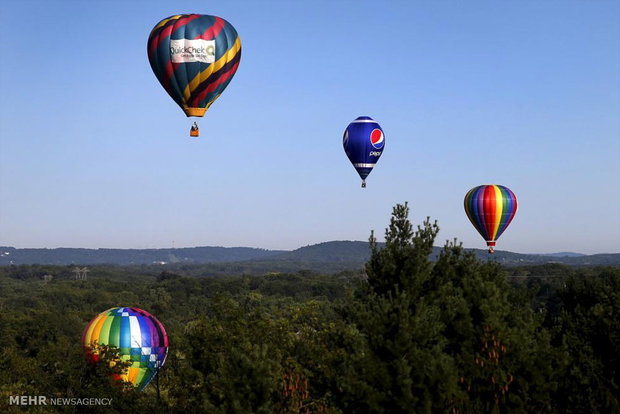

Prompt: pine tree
[
  {"left": 337, "top": 203, "right": 559, "bottom": 413},
  {"left": 366, "top": 202, "right": 439, "bottom": 297}
]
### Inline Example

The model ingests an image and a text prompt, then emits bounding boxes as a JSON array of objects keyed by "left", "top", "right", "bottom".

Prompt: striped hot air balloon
[
  {"left": 82, "top": 307, "right": 168, "bottom": 391},
  {"left": 147, "top": 14, "right": 241, "bottom": 136},
  {"left": 464, "top": 185, "right": 518, "bottom": 253}
]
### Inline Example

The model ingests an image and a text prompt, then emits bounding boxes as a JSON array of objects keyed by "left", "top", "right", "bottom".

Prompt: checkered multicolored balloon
[{"left": 82, "top": 307, "right": 168, "bottom": 391}]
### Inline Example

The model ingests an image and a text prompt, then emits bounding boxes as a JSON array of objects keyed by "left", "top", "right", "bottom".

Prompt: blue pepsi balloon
[{"left": 343, "top": 116, "right": 385, "bottom": 188}]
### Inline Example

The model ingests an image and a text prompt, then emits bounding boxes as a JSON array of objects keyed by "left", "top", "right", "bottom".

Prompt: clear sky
[{"left": 1, "top": 0, "right": 619, "bottom": 254}]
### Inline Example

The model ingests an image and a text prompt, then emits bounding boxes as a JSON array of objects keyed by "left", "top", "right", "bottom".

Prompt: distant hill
[
  {"left": 267, "top": 241, "right": 373, "bottom": 263},
  {"left": 1, "top": 242, "right": 618, "bottom": 269},
  {"left": 539, "top": 252, "right": 586, "bottom": 258},
  {"left": 0, "top": 246, "right": 282, "bottom": 266},
  {"left": 265, "top": 241, "right": 620, "bottom": 268}
]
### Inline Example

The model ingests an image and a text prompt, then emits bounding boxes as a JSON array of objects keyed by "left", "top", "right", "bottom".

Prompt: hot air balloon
[
  {"left": 147, "top": 14, "right": 241, "bottom": 137},
  {"left": 82, "top": 307, "right": 168, "bottom": 391},
  {"left": 464, "top": 185, "right": 517, "bottom": 253},
  {"left": 343, "top": 116, "right": 385, "bottom": 188}
]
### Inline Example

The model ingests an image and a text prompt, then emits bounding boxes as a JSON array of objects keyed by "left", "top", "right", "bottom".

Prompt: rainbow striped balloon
[
  {"left": 82, "top": 307, "right": 168, "bottom": 391},
  {"left": 464, "top": 185, "right": 517, "bottom": 253},
  {"left": 147, "top": 14, "right": 241, "bottom": 118}
]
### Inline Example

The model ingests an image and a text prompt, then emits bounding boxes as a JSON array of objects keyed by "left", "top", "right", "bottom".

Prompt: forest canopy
[{"left": 1, "top": 203, "right": 618, "bottom": 413}]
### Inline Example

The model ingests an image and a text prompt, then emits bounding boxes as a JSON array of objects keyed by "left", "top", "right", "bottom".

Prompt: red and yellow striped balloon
[
  {"left": 464, "top": 185, "right": 518, "bottom": 253},
  {"left": 147, "top": 14, "right": 241, "bottom": 118}
]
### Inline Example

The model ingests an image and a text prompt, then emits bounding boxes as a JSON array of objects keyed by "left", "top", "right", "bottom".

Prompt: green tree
[
  {"left": 548, "top": 271, "right": 620, "bottom": 413},
  {"left": 334, "top": 203, "right": 558, "bottom": 413}
]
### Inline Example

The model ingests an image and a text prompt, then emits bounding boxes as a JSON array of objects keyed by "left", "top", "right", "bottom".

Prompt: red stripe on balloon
[
  {"left": 484, "top": 185, "right": 495, "bottom": 241},
  {"left": 148, "top": 15, "right": 200, "bottom": 57},
  {"left": 190, "top": 60, "right": 240, "bottom": 107},
  {"left": 200, "top": 17, "right": 225, "bottom": 40}
]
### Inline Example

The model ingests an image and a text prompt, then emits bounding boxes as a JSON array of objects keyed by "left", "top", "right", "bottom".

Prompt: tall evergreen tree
[
  {"left": 366, "top": 202, "right": 439, "bottom": 297},
  {"left": 338, "top": 203, "right": 559, "bottom": 413}
]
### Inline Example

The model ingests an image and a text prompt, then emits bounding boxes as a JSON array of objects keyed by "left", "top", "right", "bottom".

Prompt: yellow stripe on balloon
[
  {"left": 151, "top": 15, "right": 181, "bottom": 34},
  {"left": 183, "top": 37, "right": 241, "bottom": 103},
  {"left": 491, "top": 185, "right": 503, "bottom": 240},
  {"left": 128, "top": 367, "right": 139, "bottom": 384},
  {"left": 91, "top": 313, "right": 111, "bottom": 345},
  {"left": 84, "top": 313, "right": 107, "bottom": 345}
]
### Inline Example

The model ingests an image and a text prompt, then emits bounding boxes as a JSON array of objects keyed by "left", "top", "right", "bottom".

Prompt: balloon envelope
[
  {"left": 147, "top": 14, "right": 241, "bottom": 117},
  {"left": 343, "top": 116, "right": 385, "bottom": 187},
  {"left": 82, "top": 307, "right": 168, "bottom": 391},
  {"left": 464, "top": 184, "right": 517, "bottom": 251}
]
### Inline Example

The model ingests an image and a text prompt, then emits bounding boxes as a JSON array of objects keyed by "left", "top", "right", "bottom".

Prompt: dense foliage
[{"left": 1, "top": 203, "right": 618, "bottom": 413}]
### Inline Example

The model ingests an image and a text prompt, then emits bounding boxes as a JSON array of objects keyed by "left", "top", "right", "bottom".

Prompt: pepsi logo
[{"left": 370, "top": 129, "right": 384, "bottom": 149}]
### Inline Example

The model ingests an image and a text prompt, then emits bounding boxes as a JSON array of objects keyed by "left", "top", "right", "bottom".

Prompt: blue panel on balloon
[{"left": 343, "top": 116, "right": 385, "bottom": 187}]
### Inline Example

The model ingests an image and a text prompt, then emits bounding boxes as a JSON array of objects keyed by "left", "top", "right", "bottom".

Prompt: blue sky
[{"left": 0, "top": 0, "right": 619, "bottom": 254}]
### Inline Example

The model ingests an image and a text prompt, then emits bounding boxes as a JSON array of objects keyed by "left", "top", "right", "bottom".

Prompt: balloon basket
[{"left": 361, "top": 181, "right": 366, "bottom": 188}]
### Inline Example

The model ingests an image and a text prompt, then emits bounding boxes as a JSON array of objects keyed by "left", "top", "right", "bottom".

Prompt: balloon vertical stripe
[
  {"left": 120, "top": 316, "right": 130, "bottom": 348},
  {"left": 483, "top": 186, "right": 493, "bottom": 240},
  {"left": 137, "top": 316, "right": 151, "bottom": 347},
  {"left": 473, "top": 187, "right": 487, "bottom": 239},
  {"left": 497, "top": 186, "right": 517, "bottom": 238},
  {"left": 490, "top": 186, "right": 498, "bottom": 239},
  {"left": 464, "top": 185, "right": 517, "bottom": 252},
  {"left": 110, "top": 316, "right": 121, "bottom": 346},
  {"left": 491, "top": 185, "right": 502, "bottom": 240}
]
